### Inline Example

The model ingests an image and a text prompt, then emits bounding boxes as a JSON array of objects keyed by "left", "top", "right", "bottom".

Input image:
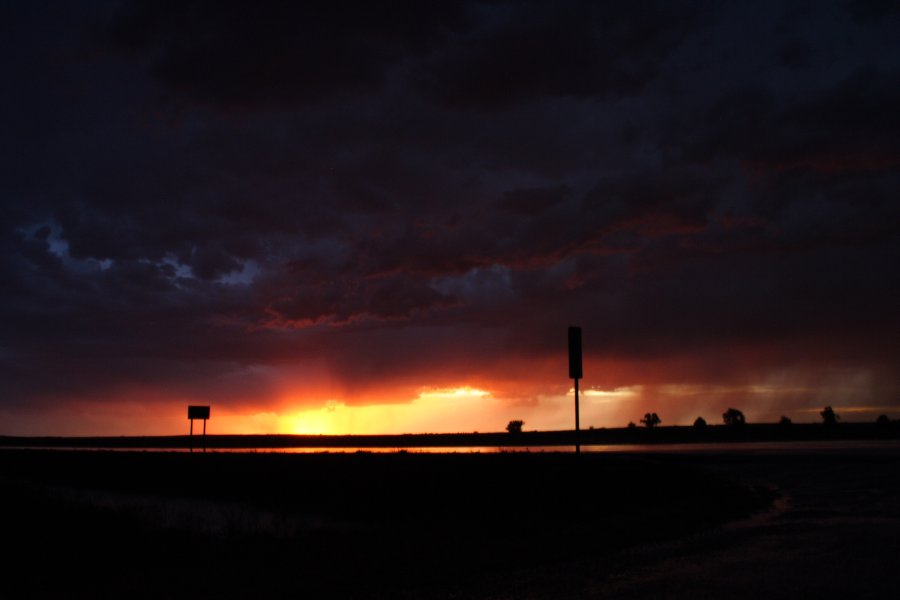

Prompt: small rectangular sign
[
  {"left": 568, "top": 326, "right": 583, "bottom": 380},
  {"left": 188, "top": 405, "right": 210, "bottom": 420}
]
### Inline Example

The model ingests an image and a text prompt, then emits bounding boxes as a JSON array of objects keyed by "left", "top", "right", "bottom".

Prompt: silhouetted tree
[
  {"left": 779, "top": 415, "right": 792, "bottom": 427},
  {"left": 627, "top": 421, "right": 637, "bottom": 429},
  {"left": 693, "top": 416, "right": 707, "bottom": 428},
  {"left": 876, "top": 414, "right": 890, "bottom": 426},
  {"left": 820, "top": 406, "right": 839, "bottom": 426},
  {"left": 640, "top": 413, "right": 661, "bottom": 428},
  {"left": 506, "top": 420, "right": 524, "bottom": 434},
  {"left": 722, "top": 408, "right": 745, "bottom": 426}
]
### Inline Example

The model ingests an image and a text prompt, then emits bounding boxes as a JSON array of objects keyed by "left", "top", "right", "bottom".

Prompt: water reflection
[{"left": 6, "top": 440, "right": 898, "bottom": 454}]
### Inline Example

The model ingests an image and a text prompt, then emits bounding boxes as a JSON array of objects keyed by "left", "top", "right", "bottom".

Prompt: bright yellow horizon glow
[
  {"left": 419, "top": 386, "right": 491, "bottom": 399},
  {"left": 279, "top": 387, "right": 497, "bottom": 435},
  {"left": 270, "top": 385, "right": 647, "bottom": 435},
  {"left": 578, "top": 387, "right": 641, "bottom": 400},
  {"left": 5, "top": 371, "right": 888, "bottom": 437}
]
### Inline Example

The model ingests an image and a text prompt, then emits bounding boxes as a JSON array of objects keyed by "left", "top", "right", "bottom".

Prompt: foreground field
[
  {"left": 1, "top": 450, "right": 767, "bottom": 599},
  {"left": 573, "top": 447, "right": 900, "bottom": 600},
  {"left": 5, "top": 445, "right": 899, "bottom": 599}
]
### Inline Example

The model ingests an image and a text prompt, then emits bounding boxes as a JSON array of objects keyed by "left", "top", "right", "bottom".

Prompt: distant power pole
[{"left": 568, "top": 326, "right": 583, "bottom": 454}]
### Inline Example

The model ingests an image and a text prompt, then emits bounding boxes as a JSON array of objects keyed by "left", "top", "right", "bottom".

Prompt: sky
[{"left": 2, "top": 0, "right": 899, "bottom": 436}]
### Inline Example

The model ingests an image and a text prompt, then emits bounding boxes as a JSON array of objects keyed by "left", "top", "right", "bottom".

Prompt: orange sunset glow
[{"left": 3, "top": 361, "right": 892, "bottom": 438}]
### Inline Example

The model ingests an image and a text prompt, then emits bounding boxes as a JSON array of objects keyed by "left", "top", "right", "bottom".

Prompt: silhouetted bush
[
  {"left": 876, "top": 414, "right": 890, "bottom": 426},
  {"left": 693, "top": 417, "right": 707, "bottom": 428},
  {"left": 640, "top": 413, "right": 661, "bottom": 428},
  {"left": 779, "top": 416, "right": 792, "bottom": 427},
  {"left": 627, "top": 421, "right": 636, "bottom": 429},
  {"left": 506, "top": 420, "right": 524, "bottom": 434},
  {"left": 722, "top": 408, "right": 745, "bottom": 427},
  {"left": 820, "top": 406, "right": 839, "bottom": 427}
]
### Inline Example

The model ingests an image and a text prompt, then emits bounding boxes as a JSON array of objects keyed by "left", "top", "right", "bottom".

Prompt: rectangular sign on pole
[
  {"left": 568, "top": 326, "right": 582, "bottom": 380},
  {"left": 188, "top": 405, "right": 210, "bottom": 420},
  {"left": 187, "top": 405, "right": 211, "bottom": 453}
]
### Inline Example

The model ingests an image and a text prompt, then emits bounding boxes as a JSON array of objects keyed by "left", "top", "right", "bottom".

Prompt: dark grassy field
[{"left": 0, "top": 450, "right": 771, "bottom": 599}]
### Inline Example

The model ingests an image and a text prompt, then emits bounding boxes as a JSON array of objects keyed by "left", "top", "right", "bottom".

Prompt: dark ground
[
  {"left": 457, "top": 444, "right": 900, "bottom": 600},
  {"left": 1, "top": 444, "right": 898, "bottom": 599},
  {"left": 575, "top": 446, "right": 900, "bottom": 600}
]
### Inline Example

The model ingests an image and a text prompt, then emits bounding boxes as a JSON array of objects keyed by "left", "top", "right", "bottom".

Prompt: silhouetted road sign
[
  {"left": 568, "top": 326, "right": 582, "bottom": 380},
  {"left": 187, "top": 405, "right": 210, "bottom": 452},
  {"left": 188, "top": 405, "right": 210, "bottom": 420}
]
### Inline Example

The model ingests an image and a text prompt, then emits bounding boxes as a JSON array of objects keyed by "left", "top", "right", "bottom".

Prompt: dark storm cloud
[
  {"left": 497, "top": 185, "right": 572, "bottom": 216},
  {"left": 845, "top": 0, "right": 900, "bottom": 23},
  {"left": 415, "top": 1, "right": 706, "bottom": 110},
  {"left": 104, "top": 0, "right": 704, "bottom": 111},
  {"left": 679, "top": 67, "right": 900, "bottom": 171},
  {"left": 1, "top": 0, "right": 899, "bottom": 421},
  {"left": 104, "top": 0, "right": 471, "bottom": 108}
]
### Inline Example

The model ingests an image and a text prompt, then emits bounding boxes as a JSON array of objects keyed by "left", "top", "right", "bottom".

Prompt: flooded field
[{"left": 4, "top": 439, "right": 898, "bottom": 454}]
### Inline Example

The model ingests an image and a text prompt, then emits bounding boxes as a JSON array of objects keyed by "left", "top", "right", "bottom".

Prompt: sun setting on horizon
[
  {"left": 276, "top": 387, "right": 496, "bottom": 435},
  {"left": 1, "top": 370, "right": 894, "bottom": 438}
]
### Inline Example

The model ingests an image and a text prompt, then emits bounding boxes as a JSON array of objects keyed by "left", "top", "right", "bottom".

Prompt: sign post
[
  {"left": 568, "top": 326, "right": 583, "bottom": 454},
  {"left": 187, "top": 405, "right": 210, "bottom": 453}
]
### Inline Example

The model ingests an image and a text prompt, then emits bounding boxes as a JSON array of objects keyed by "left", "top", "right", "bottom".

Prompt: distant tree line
[
  {"left": 611, "top": 405, "right": 895, "bottom": 429},
  {"left": 504, "top": 404, "right": 895, "bottom": 433}
]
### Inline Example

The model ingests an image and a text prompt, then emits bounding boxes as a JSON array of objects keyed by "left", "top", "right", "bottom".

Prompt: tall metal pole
[
  {"left": 189, "top": 418, "right": 194, "bottom": 453},
  {"left": 568, "top": 326, "right": 583, "bottom": 455},
  {"left": 574, "top": 376, "right": 581, "bottom": 454}
]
